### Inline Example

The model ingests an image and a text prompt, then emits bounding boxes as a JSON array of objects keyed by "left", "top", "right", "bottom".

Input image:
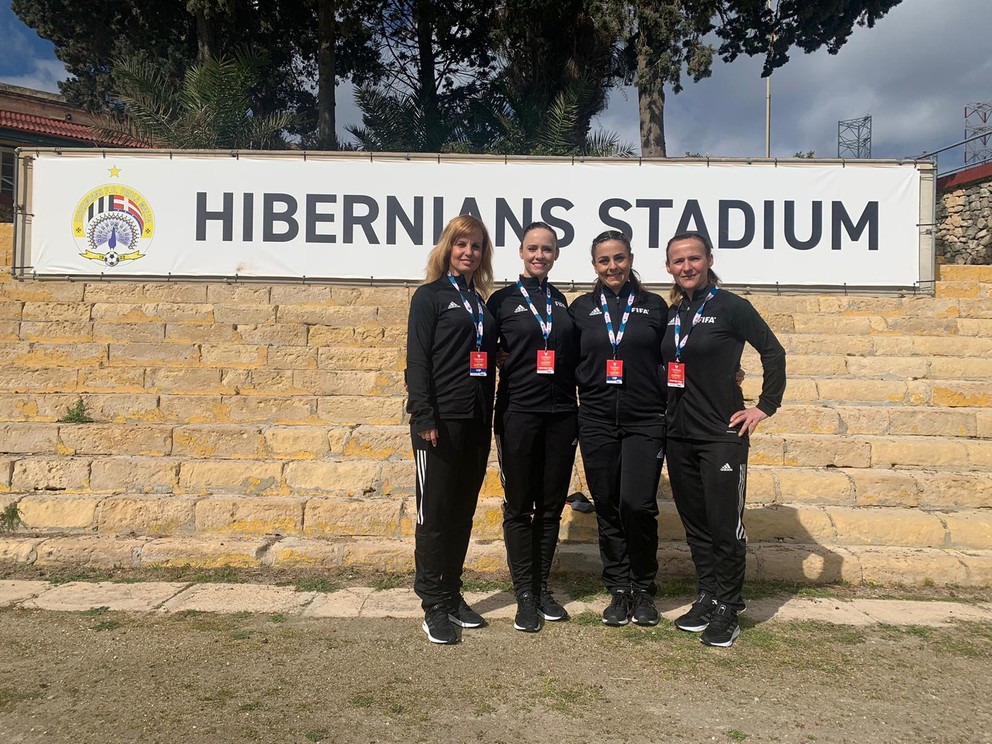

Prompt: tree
[
  {"left": 631, "top": 0, "right": 903, "bottom": 156},
  {"left": 103, "top": 49, "right": 292, "bottom": 149}
]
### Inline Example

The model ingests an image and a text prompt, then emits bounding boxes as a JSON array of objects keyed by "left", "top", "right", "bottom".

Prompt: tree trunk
[
  {"left": 191, "top": 5, "right": 218, "bottom": 63},
  {"left": 317, "top": 0, "right": 338, "bottom": 150},
  {"left": 414, "top": 2, "right": 440, "bottom": 151},
  {"left": 637, "top": 43, "right": 666, "bottom": 157}
]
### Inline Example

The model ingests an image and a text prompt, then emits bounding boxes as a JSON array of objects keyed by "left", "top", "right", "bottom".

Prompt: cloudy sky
[{"left": 2, "top": 0, "right": 989, "bottom": 171}]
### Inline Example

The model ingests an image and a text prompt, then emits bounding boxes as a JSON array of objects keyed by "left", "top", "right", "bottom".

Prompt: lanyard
[
  {"left": 517, "top": 280, "right": 552, "bottom": 348},
  {"left": 448, "top": 274, "right": 484, "bottom": 349},
  {"left": 673, "top": 286, "right": 719, "bottom": 361},
  {"left": 600, "top": 290, "right": 635, "bottom": 359}
]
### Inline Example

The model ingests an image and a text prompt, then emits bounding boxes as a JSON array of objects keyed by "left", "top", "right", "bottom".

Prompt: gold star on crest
[{"left": 109, "top": 165, "right": 121, "bottom": 178}]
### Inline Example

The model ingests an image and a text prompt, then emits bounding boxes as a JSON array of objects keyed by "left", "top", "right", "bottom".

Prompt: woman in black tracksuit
[
  {"left": 406, "top": 214, "right": 497, "bottom": 645},
  {"left": 487, "top": 222, "right": 578, "bottom": 633},
  {"left": 571, "top": 230, "right": 668, "bottom": 628},
  {"left": 663, "top": 231, "right": 786, "bottom": 648}
]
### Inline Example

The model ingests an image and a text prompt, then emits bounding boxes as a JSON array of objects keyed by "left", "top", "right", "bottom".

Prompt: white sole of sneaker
[
  {"left": 632, "top": 617, "right": 660, "bottom": 627},
  {"left": 447, "top": 615, "right": 484, "bottom": 629},
  {"left": 700, "top": 626, "right": 741, "bottom": 648},
  {"left": 422, "top": 621, "right": 459, "bottom": 644},
  {"left": 675, "top": 622, "right": 708, "bottom": 633},
  {"left": 602, "top": 618, "right": 629, "bottom": 626},
  {"left": 513, "top": 622, "right": 541, "bottom": 632},
  {"left": 538, "top": 610, "right": 568, "bottom": 621}
]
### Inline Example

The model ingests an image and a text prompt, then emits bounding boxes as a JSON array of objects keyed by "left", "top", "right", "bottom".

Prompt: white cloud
[{"left": 2, "top": 59, "right": 67, "bottom": 94}]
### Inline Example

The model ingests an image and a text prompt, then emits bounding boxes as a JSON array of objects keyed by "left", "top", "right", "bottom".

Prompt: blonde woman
[{"left": 406, "top": 214, "right": 497, "bottom": 644}]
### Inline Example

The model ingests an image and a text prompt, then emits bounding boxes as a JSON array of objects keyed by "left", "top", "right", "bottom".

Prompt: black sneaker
[
  {"left": 448, "top": 595, "right": 485, "bottom": 628},
  {"left": 631, "top": 590, "right": 660, "bottom": 626},
  {"left": 537, "top": 588, "right": 569, "bottom": 622},
  {"left": 602, "top": 589, "right": 631, "bottom": 626},
  {"left": 700, "top": 603, "right": 740, "bottom": 647},
  {"left": 675, "top": 591, "right": 717, "bottom": 633},
  {"left": 514, "top": 591, "right": 541, "bottom": 632},
  {"left": 423, "top": 603, "right": 459, "bottom": 644}
]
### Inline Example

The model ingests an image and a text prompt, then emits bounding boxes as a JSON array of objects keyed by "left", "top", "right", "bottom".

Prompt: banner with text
[{"left": 18, "top": 150, "right": 932, "bottom": 288}]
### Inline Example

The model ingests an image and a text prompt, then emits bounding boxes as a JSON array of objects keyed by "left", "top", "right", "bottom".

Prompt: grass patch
[
  {"left": 572, "top": 611, "right": 603, "bottom": 627},
  {"left": 58, "top": 398, "right": 94, "bottom": 423},
  {"left": 293, "top": 576, "right": 339, "bottom": 594},
  {"left": 0, "top": 503, "right": 22, "bottom": 533},
  {"left": 305, "top": 731, "right": 329, "bottom": 742},
  {"left": 0, "top": 686, "right": 42, "bottom": 711},
  {"left": 558, "top": 573, "right": 604, "bottom": 602},
  {"left": 460, "top": 577, "right": 513, "bottom": 593},
  {"left": 81, "top": 606, "right": 110, "bottom": 616},
  {"left": 727, "top": 730, "right": 748, "bottom": 741},
  {"left": 366, "top": 572, "right": 409, "bottom": 591},
  {"left": 538, "top": 676, "right": 599, "bottom": 712},
  {"left": 268, "top": 613, "right": 287, "bottom": 624}
]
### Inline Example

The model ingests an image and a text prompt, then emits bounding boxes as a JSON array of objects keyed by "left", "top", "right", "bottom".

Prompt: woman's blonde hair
[
  {"left": 665, "top": 231, "right": 721, "bottom": 304},
  {"left": 424, "top": 214, "right": 495, "bottom": 297}
]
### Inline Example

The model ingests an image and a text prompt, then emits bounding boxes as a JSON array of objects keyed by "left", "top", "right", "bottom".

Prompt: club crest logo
[{"left": 72, "top": 183, "right": 155, "bottom": 267}]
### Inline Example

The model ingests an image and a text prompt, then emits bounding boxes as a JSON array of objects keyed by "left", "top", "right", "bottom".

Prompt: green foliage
[
  {"left": 58, "top": 399, "right": 93, "bottom": 424},
  {"left": 0, "top": 504, "right": 22, "bottom": 533},
  {"left": 794, "top": 150, "right": 816, "bottom": 158},
  {"left": 105, "top": 49, "right": 293, "bottom": 149}
]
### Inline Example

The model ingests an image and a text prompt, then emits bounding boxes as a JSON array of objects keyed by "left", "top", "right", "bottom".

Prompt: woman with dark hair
[
  {"left": 663, "top": 231, "right": 786, "bottom": 648},
  {"left": 487, "top": 222, "right": 578, "bottom": 633},
  {"left": 570, "top": 230, "right": 668, "bottom": 627},
  {"left": 406, "top": 214, "right": 497, "bottom": 644}
]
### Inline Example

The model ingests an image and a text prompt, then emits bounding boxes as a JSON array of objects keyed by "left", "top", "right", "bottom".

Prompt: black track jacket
[
  {"left": 406, "top": 275, "right": 497, "bottom": 434},
  {"left": 487, "top": 276, "right": 578, "bottom": 417},
  {"left": 570, "top": 281, "right": 668, "bottom": 426},
  {"left": 661, "top": 285, "right": 786, "bottom": 442}
]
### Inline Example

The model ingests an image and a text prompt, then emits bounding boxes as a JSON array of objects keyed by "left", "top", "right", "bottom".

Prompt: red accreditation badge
[
  {"left": 469, "top": 351, "right": 488, "bottom": 377},
  {"left": 667, "top": 361, "right": 686, "bottom": 388},
  {"left": 606, "top": 359, "right": 624, "bottom": 384},
  {"left": 536, "top": 349, "right": 555, "bottom": 375}
]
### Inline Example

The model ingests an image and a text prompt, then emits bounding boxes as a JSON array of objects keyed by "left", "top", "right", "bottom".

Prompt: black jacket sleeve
[
  {"left": 734, "top": 299, "right": 787, "bottom": 417},
  {"left": 406, "top": 285, "right": 438, "bottom": 433}
]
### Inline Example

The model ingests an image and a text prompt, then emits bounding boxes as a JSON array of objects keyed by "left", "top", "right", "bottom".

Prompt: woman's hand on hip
[
  {"left": 730, "top": 407, "right": 768, "bottom": 437},
  {"left": 419, "top": 428, "right": 439, "bottom": 447}
]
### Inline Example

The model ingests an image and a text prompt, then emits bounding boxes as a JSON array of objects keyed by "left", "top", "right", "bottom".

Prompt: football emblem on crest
[{"left": 72, "top": 179, "right": 155, "bottom": 268}]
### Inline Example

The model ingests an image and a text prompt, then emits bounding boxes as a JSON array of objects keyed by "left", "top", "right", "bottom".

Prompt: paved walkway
[{"left": 2, "top": 580, "right": 990, "bottom": 626}]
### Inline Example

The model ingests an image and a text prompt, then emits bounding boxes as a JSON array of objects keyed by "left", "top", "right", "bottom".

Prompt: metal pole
[{"left": 765, "top": 0, "right": 773, "bottom": 158}]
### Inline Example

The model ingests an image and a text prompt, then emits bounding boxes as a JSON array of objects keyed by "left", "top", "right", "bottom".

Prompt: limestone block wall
[
  {"left": 1, "top": 222, "right": 991, "bottom": 585},
  {"left": 936, "top": 167, "right": 992, "bottom": 264}
]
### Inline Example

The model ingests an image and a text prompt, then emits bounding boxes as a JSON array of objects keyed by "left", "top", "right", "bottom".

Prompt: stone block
[
  {"left": 85, "top": 393, "right": 163, "bottom": 423},
  {"left": 939, "top": 264, "right": 992, "bottom": 282},
  {"left": 944, "top": 512, "right": 992, "bottom": 549},
  {"left": 751, "top": 406, "right": 842, "bottom": 436},
  {"left": 277, "top": 304, "right": 377, "bottom": 326},
  {"left": 164, "top": 323, "right": 240, "bottom": 343},
  {"left": 89, "top": 457, "right": 179, "bottom": 493},
  {"left": 776, "top": 469, "right": 852, "bottom": 505},
  {"left": 18, "top": 493, "right": 100, "bottom": 530},
  {"left": 316, "top": 395, "right": 405, "bottom": 425},
  {"left": 108, "top": 342, "right": 198, "bottom": 366},
  {"left": 792, "top": 315, "right": 880, "bottom": 335},
  {"left": 92, "top": 322, "right": 165, "bottom": 343},
  {"left": 32, "top": 535, "right": 146, "bottom": 568},
  {"left": 237, "top": 322, "right": 307, "bottom": 346},
  {"left": 21, "top": 302, "right": 91, "bottom": 323},
  {"left": 918, "top": 472, "right": 992, "bottom": 509},
  {"left": 956, "top": 318, "right": 992, "bottom": 336},
  {"left": 340, "top": 539, "right": 416, "bottom": 572},
  {"left": 19, "top": 321, "right": 95, "bottom": 342},
  {"left": 12, "top": 457, "right": 90, "bottom": 491},
  {"left": 262, "top": 426, "right": 337, "bottom": 459},
  {"left": 58, "top": 424, "right": 172, "bottom": 456},
  {"left": 194, "top": 496, "right": 304, "bottom": 535},
  {"left": 0, "top": 280, "right": 84, "bottom": 302},
  {"left": 379, "top": 460, "right": 414, "bottom": 496},
  {"left": 284, "top": 460, "right": 380, "bottom": 495},
  {"left": 343, "top": 425, "right": 410, "bottom": 459},
  {"left": 307, "top": 326, "right": 357, "bottom": 346},
  {"left": 264, "top": 536, "right": 344, "bottom": 568},
  {"left": 0, "top": 458, "right": 12, "bottom": 488},
  {"left": 978, "top": 410, "right": 992, "bottom": 439},
  {"left": 888, "top": 408, "right": 976, "bottom": 437},
  {"left": 745, "top": 504, "right": 835, "bottom": 542},
  {"left": 848, "top": 469, "right": 920, "bottom": 507},
  {"left": 178, "top": 461, "right": 284, "bottom": 495},
  {"left": 146, "top": 368, "right": 226, "bottom": 394},
  {"left": 826, "top": 507, "right": 946, "bottom": 548},
  {"left": 293, "top": 370, "right": 393, "bottom": 396},
  {"left": 199, "top": 344, "right": 267, "bottom": 368},
  {"left": 881, "top": 317, "right": 959, "bottom": 335},
  {"left": 0, "top": 367, "right": 78, "bottom": 392},
  {"left": 816, "top": 379, "right": 909, "bottom": 403},
  {"left": 966, "top": 440, "right": 992, "bottom": 468},
  {"left": 332, "top": 286, "right": 411, "bottom": 307},
  {"left": 836, "top": 406, "right": 890, "bottom": 435},
  {"left": 212, "top": 304, "right": 276, "bottom": 324},
  {"left": 222, "top": 395, "right": 318, "bottom": 424},
  {"left": 752, "top": 544, "right": 859, "bottom": 583},
  {"left": 11, "top": 342, "right": 107, "bottom": 368},
  {"left": 846, "top": 356, "right": 927, "bottom": 380},
  {"left": 870, "top": 438, "right": 969, "bottom": 469},
  {"left": 929, "top": 356, "right": 992, "bottom": 380},
  {"left": 139, "top": 535, "right": 267, "bottom": 568},
  {"left": 912, "top": 335, "right": 992, "bottom": 358},
  {"left": 470, "top": 497, "right": 503, "bottom": 540},
  {"left": 852, "top": 547, "right": 969, "bottom": 586},
  {"left": 206, "top": 284, "right": 272, "bottom": 303},
  {"left": 140, "top": 284, "right": 208, "bottom": 303},
  {"left": 559, "top": 506, "right": 598, "bottom": 543},
  {"left": 91, "top": 302, "right": 213, "bottom": 323},
  {"left": 0, "top": 423, "right": 59, "bottom": 454},
  {"left": 784, "top": 436, "right": 871, "bottom": 468},
  {"left": 779, "top": 354, "right": 847, "bottom": 377},
  {"left": 97, "top": 495, "right": 197, "bottom": 535},
  {"left": 222, "top": 369, "right": 304, "bottom": 395},
  {"left": 172, "top": 425, "right": 263, "bottom": 458},
  {"left": 77, "top": 368, "right": 146, "bottom": 393},
  {"left": 271, "top": 285, "right": 333, "bottom": 305},
  {"left": 748, "top": 435, "right": 784, "bottom": 465},
  {"left": 266, "top": 346, "right": 318, "bottom": 370},
  {"left": 745, "top": 467, "right": 777, "bottom": 504},
  {"left": 931, "top": 382, "right": 992, "bottom": 407},
  {"left": 303, "top": 497, "right": 403, "bottom": 537},
  {"left": 316, "top": 346, "right": 406, "bottom": 372}
]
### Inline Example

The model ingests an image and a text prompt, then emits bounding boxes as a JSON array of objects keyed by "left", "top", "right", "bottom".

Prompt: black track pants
[
  {"left": 666, "top": 436, "right": 749, "bottom": 611},
  {"left": 577, "top": 416, "right": 665, "bottom": 594},
  {"left": 495, "top": 410, "right": 578, "bottom": 595},
  {"left": 411, "top": 418, "right": 491, "bottom": 611}
]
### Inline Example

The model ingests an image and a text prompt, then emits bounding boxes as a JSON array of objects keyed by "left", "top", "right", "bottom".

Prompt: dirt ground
[{"left": 1, "top": 593, "right": 991, "bottom": 744}]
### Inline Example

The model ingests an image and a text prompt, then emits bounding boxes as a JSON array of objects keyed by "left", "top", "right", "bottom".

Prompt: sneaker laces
[
  {"left": 633, "top": 591, "right": 653, "bottom": 611},
  {"left": 426, "top": 603, "right": 449, "bottom": 624},
  {"left": 608, "top": 591, "right": 628, "bottom": 611}
]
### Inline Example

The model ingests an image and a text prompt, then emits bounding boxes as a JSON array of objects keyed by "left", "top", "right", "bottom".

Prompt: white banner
[{"left": 17, "top": 150, "right": 931, "bottom": 288}]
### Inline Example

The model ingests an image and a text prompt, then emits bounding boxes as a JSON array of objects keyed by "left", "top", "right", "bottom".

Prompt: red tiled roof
[
  {"left": 938, "top": 161, "right": 992, "bottom": 192},
  {"left": 0, "top": 109, "right": 142, "bottom": 147}
]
